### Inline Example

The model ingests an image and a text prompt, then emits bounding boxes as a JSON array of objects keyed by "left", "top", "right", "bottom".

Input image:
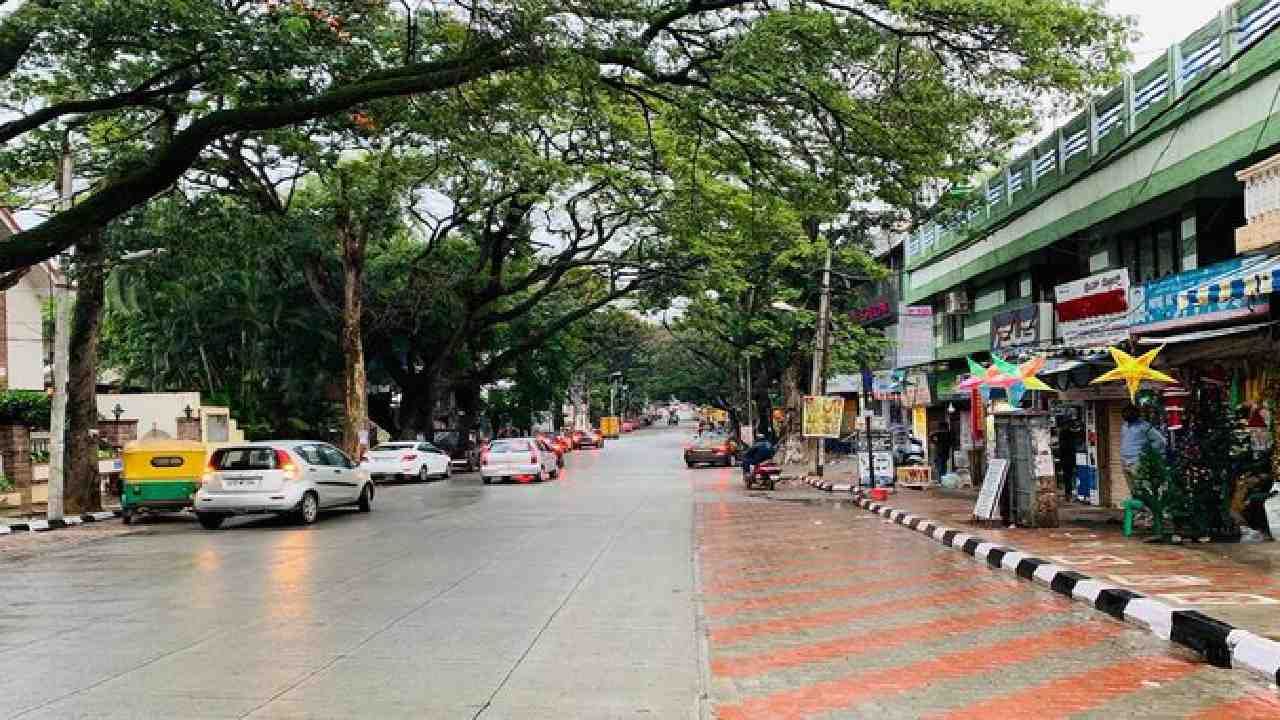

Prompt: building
[
  {"left": 899, "top": 0, "right": 1280, "bottom": 506},
  {"left": 0, "top": 208, "right": 54, "bottom": 391}
]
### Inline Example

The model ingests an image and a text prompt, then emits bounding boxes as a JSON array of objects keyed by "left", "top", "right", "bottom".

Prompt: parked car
[
  {"left": 194, "top": 442, "right": 373, "bottom": 529},
  {"left": 432, "top": 429, "right": 482, "bottom": 472},
  {"left": 361, "top": 441, "right": 451, "bottom": 482},
  {"left": 480, "top": 437, "right": 559, "bottom": 484},
  {"left": 684, "top": 432, "right": 737, "bottom": 468},
  {"left": 622, "top": 421, "right": 635, "bottom": 433}
]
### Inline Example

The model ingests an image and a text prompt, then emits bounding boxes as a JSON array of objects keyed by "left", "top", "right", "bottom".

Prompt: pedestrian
[
  {"left": 1058, "top": 417, "right": 1079, "bottom": 502},
  {"left": 931, "top": 423, "right": 952, "bottom": 483},
  {"left": 1119, "top": 403, "right": 1166, "bottom": 485}
]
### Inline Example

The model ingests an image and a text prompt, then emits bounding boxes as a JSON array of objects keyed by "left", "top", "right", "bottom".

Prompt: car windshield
[
  {"left": 372, "top": 443, "right": 414, "bottom": 451},
  {"left": 489, "top": 439, "right": 531, "bottom": 453},
  {"left": 211, "top": 447, "right": 277, "bottom": 471}
]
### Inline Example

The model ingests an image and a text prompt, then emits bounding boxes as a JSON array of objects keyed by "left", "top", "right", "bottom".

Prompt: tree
[{"left": 0, "top": 1, "right": 1130, "bottom": 273}]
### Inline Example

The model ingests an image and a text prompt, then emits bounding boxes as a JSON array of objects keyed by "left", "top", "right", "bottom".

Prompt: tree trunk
[
  {"left": 398, "top": 375, "right": 438, "bottom": 440},
  {"left": 65, "top": 233, "right": 105, "bottom": 514},
  {"left": 779, "top": 358, "right": 808, "bottom": 468},
  {"left": 338, "top": 214, "right": 368, "bottom": 460}
]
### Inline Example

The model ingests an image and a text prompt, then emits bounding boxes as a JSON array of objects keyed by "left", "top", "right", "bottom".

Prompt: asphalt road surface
[{"left": 2, "top": 424, "right": 1277, "bottom": 719}]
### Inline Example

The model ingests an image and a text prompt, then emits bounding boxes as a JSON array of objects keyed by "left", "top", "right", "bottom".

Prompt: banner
[
  {"left": 990, "top": 305, "right": 1044, "bottom": 352},
  {"left": 895, "top": 305, "right": 934, "bottom": 368},
  {"left": 802, "top": 396, "right": 845, "bottom": 438},
  {"left": 1055, "top": 269, "right": 1130, "bottom": 346}
]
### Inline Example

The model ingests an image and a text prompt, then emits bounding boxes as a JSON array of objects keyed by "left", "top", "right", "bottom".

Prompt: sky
[{"left": 1109, "top": 1, "right": 1228, "bottom": 69}]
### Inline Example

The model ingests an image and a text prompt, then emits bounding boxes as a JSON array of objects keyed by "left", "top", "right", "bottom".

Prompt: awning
[
  {"left": 1136, "top": 321, "right": 1276, "bottom": 345},
  {"left": 1177, "top": 255, "right": 1280, "bottom": 310}
]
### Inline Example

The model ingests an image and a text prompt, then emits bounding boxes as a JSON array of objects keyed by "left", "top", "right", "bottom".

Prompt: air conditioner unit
[{"left": 944, "top": 290, "right": 971, "bottom": 315}]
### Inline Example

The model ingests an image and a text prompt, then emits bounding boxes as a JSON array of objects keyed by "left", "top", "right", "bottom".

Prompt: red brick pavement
[{"left": 693, "top": 476, "right": 1280, "bottom": 719}]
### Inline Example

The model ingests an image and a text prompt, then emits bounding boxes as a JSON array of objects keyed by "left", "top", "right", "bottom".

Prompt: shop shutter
[{"left": 1106, "top": 402, "right": 1130, "bottom": 508}]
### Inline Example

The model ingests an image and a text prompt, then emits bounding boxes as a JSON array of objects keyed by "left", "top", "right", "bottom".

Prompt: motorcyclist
[{"left": 741, "top": 433, "right": 776, "bottom": 478}]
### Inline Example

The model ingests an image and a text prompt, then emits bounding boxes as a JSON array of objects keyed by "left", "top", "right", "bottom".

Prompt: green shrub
[
  {"left": 0, "top": 473, "right": 12, "bottom": 493},
  {"left": 0, "top": 390, "right": 50, "bottom": 429}
]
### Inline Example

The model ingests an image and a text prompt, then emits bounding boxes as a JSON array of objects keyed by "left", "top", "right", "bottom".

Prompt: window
[
  {"left": 489, "top": 440, "right": 531, "bottom": 453},
  {"left": 318, "top": 445, "right": 353, "bottom": 468},
  {"left": 1004, "top": 275, "right": 1022, "bottom": 302},
  {"left": 294, "top": 445, "right": 325, "bottom": 466},
  {"left": 211, "top": 447, "right": 277, "bottom": 471},
  {"left": 945, "top": 314, "right": 965, "bottom": 344}
]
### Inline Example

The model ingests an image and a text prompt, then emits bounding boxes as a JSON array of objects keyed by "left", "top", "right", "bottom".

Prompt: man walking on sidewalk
[
  {"left": 931, "top": 423, "right": 952, "bottom": 484},
  {"left": 1120, "top": 403, "right": 1166, "bottom": 484}
]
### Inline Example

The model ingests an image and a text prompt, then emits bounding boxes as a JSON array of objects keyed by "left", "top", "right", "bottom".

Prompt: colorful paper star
[{"left": 1090, "top": 346, "right": 1176, "bottom": 402}]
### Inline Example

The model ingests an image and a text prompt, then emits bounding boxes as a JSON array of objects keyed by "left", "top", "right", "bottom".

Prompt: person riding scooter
[{"left": 741, "top": 434, "right": 776, "bottom": 479}]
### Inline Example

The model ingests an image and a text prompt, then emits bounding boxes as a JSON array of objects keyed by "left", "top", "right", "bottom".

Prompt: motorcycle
[{"left": 743, "top": 459, "right": 782, "bottom": 490}]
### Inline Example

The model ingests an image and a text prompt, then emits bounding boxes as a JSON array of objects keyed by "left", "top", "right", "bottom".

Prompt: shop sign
[
  {"left": 850, "top": 296, "right": 894, "bottom": 325},
  {"left": 1136, "top": 255, "right": 1263, "bottom": 327},
  {"left": 934, "top": 370, "right": 961, "bottom": 399},
  {"left": 1055, "top": 269, "right": 1130, "bottom": 346},
  {"left": 990, "top": 305, "right": 1043, "bottom": 352},
  {"left": 802, "top": 395, "right": 845, "bottom": 438},
  {"left": 895, "top": 305, "right": 934, "bottom": 368},
  {"left": 902, "top": 372, "right": 932, "bottom": 406}
]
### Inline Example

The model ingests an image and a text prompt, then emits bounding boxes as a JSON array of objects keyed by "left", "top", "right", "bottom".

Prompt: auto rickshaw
[{"left": 120, "top": 439, "right": 209, "bottom": 524}]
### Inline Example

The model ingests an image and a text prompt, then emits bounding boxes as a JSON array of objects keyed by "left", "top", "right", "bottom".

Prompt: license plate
[{"left": 225, "top": 476, "right": 260, "bottom": 489}]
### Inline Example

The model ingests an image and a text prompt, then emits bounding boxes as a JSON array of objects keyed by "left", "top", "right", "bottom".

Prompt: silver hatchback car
[{"left": 194, "top": 441, "right": 374, "bottom": 529}]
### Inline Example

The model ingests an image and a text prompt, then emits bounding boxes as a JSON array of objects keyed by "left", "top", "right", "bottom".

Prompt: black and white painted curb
[
  {"left": 803, "top": 476, "right": 855, "bottom": 493},
  {"left": 852, "top": 493, "right": 1280, "bottom": 687},
  {"left": 0, "top": 510, "right": 121, "bottom": 536}
]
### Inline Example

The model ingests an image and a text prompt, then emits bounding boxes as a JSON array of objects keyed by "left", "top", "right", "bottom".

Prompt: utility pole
[
  {"left": 811, "top": 243, "right": 832, "bottom": 478},
  {"left": 47, "top": 135, "right": 74, "bottom": 523}
]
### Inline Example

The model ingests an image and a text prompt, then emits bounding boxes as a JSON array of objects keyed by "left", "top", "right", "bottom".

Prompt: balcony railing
[{"left": 905, "top": 0, "right": 1280, "bottom": 269}]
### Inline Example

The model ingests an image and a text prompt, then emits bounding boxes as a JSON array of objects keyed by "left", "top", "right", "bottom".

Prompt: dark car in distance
[{"left": 432, "top": 429, "right": 482, "bottom": 472}]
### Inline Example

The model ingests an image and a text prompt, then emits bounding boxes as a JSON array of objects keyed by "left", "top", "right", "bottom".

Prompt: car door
[{"left": 317, "top": 444, "right": 359, "bottom": 504}]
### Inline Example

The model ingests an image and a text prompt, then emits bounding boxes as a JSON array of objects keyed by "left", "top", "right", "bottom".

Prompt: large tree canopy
[{"left": 0, "top": 0, "right": 1129, "bottom": 271}]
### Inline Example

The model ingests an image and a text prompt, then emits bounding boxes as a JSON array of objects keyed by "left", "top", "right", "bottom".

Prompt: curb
[
  {"left": 851, "top": 493, "right": 1280, "bottom": 687},
  {"left": 803, "top": 476, "right": 855, "bottom": 493},
  {"left": 0, "top": 510, "right": 121, "bottom": 535}
]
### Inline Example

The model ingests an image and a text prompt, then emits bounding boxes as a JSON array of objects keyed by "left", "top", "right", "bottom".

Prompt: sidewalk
[{"left": 876, "top": 487, "right": 1280, "bottom": 642}]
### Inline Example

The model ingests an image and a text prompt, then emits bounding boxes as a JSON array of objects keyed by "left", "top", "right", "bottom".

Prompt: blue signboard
[{"left": 1137, "top": 255, "right": 1267, "bottom": 326}]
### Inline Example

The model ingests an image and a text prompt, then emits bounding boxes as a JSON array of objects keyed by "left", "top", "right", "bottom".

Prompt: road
[{"left": 1, "top": 425, "right": 1277, "bottom": 719}]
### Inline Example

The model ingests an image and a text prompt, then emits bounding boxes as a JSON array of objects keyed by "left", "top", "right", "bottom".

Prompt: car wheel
[
  {"left": 551, "top": 466, "right": 559, "bottom": 479},
  {"left": 358, "top": 484, "right": 373, "bottom": 512},
  {"left": 557, "top": 456, "right": 564, "bottom": 468},
  {"left": 444, "top": 463, "right": 453, "bottom": 479},
  {"left": 419, "top": 466, "right": 431, "bottom": 483},
  {"left": 297, "top": 491, "right": 320, "bottom": 525},
  {"left": 197, "top": 512, "right": 224, "bottom": 530},
  {"left": 482, "top": 476, "right": 491, "bottom": 485},
  {"left": 121, "top": 509, "right": 133, "bottom": 525}
]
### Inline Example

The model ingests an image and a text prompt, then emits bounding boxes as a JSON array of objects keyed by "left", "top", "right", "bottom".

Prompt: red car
[
  {"left": 537, "top": 434, "right": 566, "bottom": 467},
  {"left": 552, "top": 434, "right": 573, "bottom": 454},
  {"left": 622, "top": 421, "right": 635, "bottom": 433}
]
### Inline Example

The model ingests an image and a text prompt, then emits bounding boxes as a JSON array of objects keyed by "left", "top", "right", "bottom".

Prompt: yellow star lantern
[{"left": 1090, "top": 346, "right": 1176, "bottom": 401}]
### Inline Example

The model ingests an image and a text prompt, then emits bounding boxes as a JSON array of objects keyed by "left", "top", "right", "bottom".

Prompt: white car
[
  {"left": 361, "top": 441, "right": 452, "bottom": 482},
  {"left": 194, "top": 442, "right": 374, "bottom": 529},
  {"left": 480, "top": 437, "right": 559, "bottom": 484}
]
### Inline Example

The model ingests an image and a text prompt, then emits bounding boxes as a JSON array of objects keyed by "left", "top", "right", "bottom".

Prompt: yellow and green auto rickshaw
[{"left": 120, "top": 439, "right": 208, "bottom": 524}]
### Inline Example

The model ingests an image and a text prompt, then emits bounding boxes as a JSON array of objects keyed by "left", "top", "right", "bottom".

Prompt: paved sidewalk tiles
[{"left": 693, "top": 479, "right": 1280, "bottom": 720}]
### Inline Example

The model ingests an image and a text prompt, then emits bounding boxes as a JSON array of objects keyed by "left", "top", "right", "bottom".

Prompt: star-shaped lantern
[{"left": 1090, "top": 346, "right": 1176, "bottom": 402}]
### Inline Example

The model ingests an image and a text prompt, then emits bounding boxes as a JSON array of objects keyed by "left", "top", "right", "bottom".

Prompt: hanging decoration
[{"left": 1090, "top": 346, "right": 1176, "bottom": 402}]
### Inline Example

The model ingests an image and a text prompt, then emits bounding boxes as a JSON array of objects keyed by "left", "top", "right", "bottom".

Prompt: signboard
[
  {"left": 902, "top": 372, "right": 932, "bottom": 407},
  {"left": 1055, "top": 269, "right": 1130, "bottom": 347},
  {"left": 1138, "top": 255, "right": 1265, "bottom": 327},
  {"left": 600, "top": 416, "right": 621, "bottom": 438},
  {"left": 857, "top": 450, "right": 895, "bottom": 487},
  {"left": 974, "top": 458, "right": 1009, "bottom": 521},
  {"left": 802, "top": 396, "right": 845, "bottom": 438},
  {"left": 895, "top": 305, "right": 935, "bottom": 368},
  {"left": 850, "top": 297, "right": 893, "bottom": 325},
  {"left": 990, "top": 304, "right": 1043, "bottom": 352}
]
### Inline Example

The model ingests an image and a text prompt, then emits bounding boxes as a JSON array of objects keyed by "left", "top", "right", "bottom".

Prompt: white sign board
[
  {"left": 974, "top": 459, "right": 1009, "bottom": 521},
  {"left": 857, "top": 451, "right": 895, "bottom": 487},
  {"left": 1054, "top": 269, "right": 1130, "bottom": 347},
  {"left": 895, "top": 305, "right": 935, "bottom": 368}
]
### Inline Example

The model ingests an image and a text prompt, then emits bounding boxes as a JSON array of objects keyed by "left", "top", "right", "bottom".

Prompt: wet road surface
[{"left": 3, "top": 425, "right": 1278, "bottom": 719}]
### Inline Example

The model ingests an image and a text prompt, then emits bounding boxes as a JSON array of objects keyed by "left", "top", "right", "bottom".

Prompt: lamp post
[{"left": 811, "top": 244, "right": 833, "bottom": 477}]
